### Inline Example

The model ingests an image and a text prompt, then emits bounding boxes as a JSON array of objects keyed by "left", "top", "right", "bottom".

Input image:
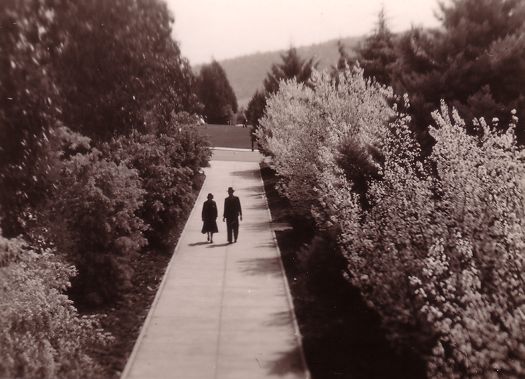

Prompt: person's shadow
[
  {"left": 188, "top": 242, "right": 209, "bottom": 247},
  {"left": 207, "top": 243, "right": 231, "bottom": 248}
]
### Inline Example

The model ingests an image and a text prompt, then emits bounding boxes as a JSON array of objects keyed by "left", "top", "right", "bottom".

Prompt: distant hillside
[{"left": 194, "top": 36, "right": 362, "bottom": 107}]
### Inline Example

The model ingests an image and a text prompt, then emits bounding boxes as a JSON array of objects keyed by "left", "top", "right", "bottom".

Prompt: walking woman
[{"left": 201, "top": 193, "right": 218, "bottom": 243}]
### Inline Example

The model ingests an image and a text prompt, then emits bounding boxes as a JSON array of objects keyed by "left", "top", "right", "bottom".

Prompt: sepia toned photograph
[{"left": 1, "top": 0, "right": 524, "bottom": 378}]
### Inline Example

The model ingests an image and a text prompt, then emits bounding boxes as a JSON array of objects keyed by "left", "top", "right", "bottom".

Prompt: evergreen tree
[
  {"left": 263, "top": 47, "right": 316, "bottom": 94},
  {"left": 356, "top": 7, "right": 397, "bottom": 85},
  {"left": 393, "top": 0, "right": 525, "bottom": 146},
  {"left": 197, "top": 60, "right": 238, "bottom": 124},
  {"left": 246, "top": 90, "right": 266, "bottom": 127},
  {"left": 247, "top": 47, "right": 316, "bottom": 127}
]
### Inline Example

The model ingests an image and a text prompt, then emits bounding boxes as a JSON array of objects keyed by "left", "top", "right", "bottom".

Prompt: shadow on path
[
  {"left": 231, "top": 169, "right": 259, "bottom": 179},
  {"left": 207, "top": 243, "right": 231, "bottom": 248},
  {"left": 254, "top": 242, "right": 276, "bottom": 249},
  {"left": 239, "top": 256, "right": 281, "bottom": 277},
  {"left": 245, "top": 204, "right": 267, "bottom": 210},
  {"left": 244, "top": 193, "right": 264, "bottom": 200},
  {"left": 267, "top": 346, "right": 305, "bottom": 377},
  {"left": 188, "top": 242, "right": 209, "bottom": 247},
  {"left": 264, "top": 311, "right": 293, "bottom": 327},
  {"left": 241, "top": 185, "right": 263, "bottom": 193},
  {"left": 244, "top": 221, "right": 270, "bottom": 232}
]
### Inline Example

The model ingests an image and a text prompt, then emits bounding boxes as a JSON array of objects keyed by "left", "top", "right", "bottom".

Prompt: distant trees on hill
[
  {"left": 214, "top": 37, "right": 361, "bottom": 107},
  {"left": 197, "top": 60, "right": 238, "bottom": 124}
]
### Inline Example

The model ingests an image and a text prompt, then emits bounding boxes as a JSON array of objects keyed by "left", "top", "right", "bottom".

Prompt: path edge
[
  {"left": 256, "top": 164, "right": 312, "bottom": 379},
  {"left": 120, "top": 178, "right": 206, "bottom": 379}
]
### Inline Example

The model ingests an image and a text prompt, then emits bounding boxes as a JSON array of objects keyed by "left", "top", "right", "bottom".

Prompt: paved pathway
[{"left": 122, "top": 151, "right": 309, "bottom": 379}]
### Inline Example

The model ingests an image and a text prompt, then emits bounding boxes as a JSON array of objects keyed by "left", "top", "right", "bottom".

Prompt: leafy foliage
[
  {"left": 415, "top": 105, "right": 525, "bottom": 377},
  {"left": 334, "top": 40, "right": 354, "bottom": 73},
  {"left": 0, "top": 233, "right": 110, "bottom": 378},
  {"left": 197, "top": 60, "right": 238, "bottom": 124}
]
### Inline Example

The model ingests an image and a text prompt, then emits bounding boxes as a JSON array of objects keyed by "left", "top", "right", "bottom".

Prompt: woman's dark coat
[{"left": 201, "top": 199, "right": 219, "bottom": 233}]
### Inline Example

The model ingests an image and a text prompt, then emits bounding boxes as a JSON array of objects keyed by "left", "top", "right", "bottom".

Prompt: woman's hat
[
  {"left": 227, "top": 187, "right": 234, "bottom": 193},
  {"left": 207, "top": 193, "right": 213, "bottom": 199}
]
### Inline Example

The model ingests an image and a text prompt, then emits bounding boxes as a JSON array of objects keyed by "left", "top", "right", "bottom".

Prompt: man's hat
[
  {"left": 227, "top": 187, "right": 234, "bottom": 193},
  {"left": 207, "top": 193, "right": 213, "bottom": 199}
]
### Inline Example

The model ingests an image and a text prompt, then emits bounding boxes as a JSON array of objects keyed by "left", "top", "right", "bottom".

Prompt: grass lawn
[
  {"left": 197, "top": 123, "right": 253, "bottom": 149},
  {"left": 260, "top": 162, "right": 426, "bottom": 379}
]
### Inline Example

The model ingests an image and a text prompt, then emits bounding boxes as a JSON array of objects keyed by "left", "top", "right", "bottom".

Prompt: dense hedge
[{"left": 258, "top": 66, "right": 525, "bottom": 378}]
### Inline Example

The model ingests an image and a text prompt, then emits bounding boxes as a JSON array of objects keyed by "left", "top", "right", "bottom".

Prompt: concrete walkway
[{"left": 122, "top": 152, "right": 309, "bottom": 379}]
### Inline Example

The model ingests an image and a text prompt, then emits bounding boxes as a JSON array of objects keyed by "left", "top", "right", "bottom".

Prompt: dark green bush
[{"left": 46, "top": 149, "right": 147, "bottom": 306}]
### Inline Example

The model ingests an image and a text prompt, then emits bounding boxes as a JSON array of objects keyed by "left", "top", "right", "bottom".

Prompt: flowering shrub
[
  {"left": 260, "top": 65, "right": 525, "bottom": 378},
  {"left": 0, "top": 233, "right": 110, "bottom": 378},
  {"left": 409, "top": 105, "right": 525, "bottom": 378},
  {"left": 257, "top": 67, "right": 394, "bottom": 216},
  {"left": 334, "top": 115, "right": 435, "bottom": 350},
  {"left": 46, "top": 149, "right": 147, "bottom": 306}
]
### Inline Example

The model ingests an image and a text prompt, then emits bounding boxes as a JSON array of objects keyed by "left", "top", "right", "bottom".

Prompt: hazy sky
[{"left": 167, "top": 0, "right": 443, "bottom": 65}]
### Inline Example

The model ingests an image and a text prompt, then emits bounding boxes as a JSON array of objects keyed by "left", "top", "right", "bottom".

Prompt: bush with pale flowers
[{"left": 259, "top": 65, "right": 525, "bottom": 378}]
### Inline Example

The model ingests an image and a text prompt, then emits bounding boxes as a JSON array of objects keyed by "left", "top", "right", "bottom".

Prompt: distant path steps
[{"left": 122, "top": 153, "right": 309, "bottom": 379}]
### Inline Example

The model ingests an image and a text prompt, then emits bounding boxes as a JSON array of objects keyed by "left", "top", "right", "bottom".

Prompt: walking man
[{"left": 223, "top": 187, "right": 242, "bottom": 243}]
